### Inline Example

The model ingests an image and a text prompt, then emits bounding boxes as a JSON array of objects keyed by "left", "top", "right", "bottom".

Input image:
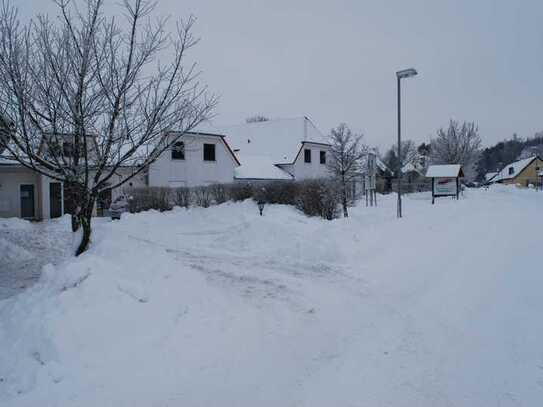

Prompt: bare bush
[
  {"left": 124, "top": 179, "right": 341, "bottom": 220},
  {"left": 128, "top": 187, "right": 172, "bottom": 213},
  {"left": 209, "top": 184, "right": 228, "bottom": 204},
  {"left": 193, "top": 186, "right": 213, "bottom": 208},
  {"left": 255, "top": 181, "right": 298, "bottom": 205},
  {"left": 228, "top": 183, "right": 254, "bottom": 202},
  {"left": 173, "top": 187, "right": 191, "bottom": 209},
  {"left": 295, "top": 179, "right": 339, "bottom": 220}
]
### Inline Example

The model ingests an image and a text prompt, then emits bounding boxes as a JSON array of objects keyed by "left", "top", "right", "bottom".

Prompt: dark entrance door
[
  {"left": 50, "top": 182, "right": 62, "bottom": 218},
  {"left": 20, "top": 184, "right": 35, "bottom": 218}
]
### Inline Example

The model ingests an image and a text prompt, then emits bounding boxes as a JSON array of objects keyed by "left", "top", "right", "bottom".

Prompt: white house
[
  {"left": 147, "top": 131, "right": 240, "bottom": 188},
  {"left": 0, "top": 132, "right": 147, "bottom": 219},
  {"left": 0, "top": 117, "right": 335, "bottom": 219},
  {"left": 220, "top": 116, "right": 332, "bottom": 182}
]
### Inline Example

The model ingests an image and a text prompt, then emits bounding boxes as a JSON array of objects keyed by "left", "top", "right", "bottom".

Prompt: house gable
[
  {"left": 493, "top": 156, "right": 542, "bottom": 185},
  {"left": 511, "top": 156, "right": 542, "bottom": 181},
  {"left": 148, "top": 131, "right": 238, "bottom": 187}
]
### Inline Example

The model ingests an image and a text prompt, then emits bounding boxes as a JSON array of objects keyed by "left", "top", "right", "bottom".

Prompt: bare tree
[
  {"left": 245, "top": 115, "right": 269, "bottom": 123},
  {"left": 431, "top": 120, "right": 481, "bottom": 168},
  {"left": 0, "top": 0, "right": 216, "bottom": 255},
  {"left": 327, "top": 123, "right": 367, "bottom": 217},
  {"left": 383, "top": 140, "right": 419, "bottom": 176}
]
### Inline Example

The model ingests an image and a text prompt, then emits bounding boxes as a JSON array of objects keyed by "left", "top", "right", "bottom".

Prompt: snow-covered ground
[
  {"left": 0, "top": 217, "right": 73, "bottom": 301},
  {"left": 1, "top": 186, "right": 542, "bottom": 406}
]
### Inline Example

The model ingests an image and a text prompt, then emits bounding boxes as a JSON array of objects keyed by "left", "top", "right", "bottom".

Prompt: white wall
[
  {"left": 40, "top": 175, "right": 63, "bottom": 220},
  {"left": 291, "top": 143, "right": 332, "bottom": 180},
  {"left": 148, "top": 134, "right": 237, "bottom": 187},
  {"left": 106, "top": 168, "right": 147, "bottom": 201},
  {"left": 0, "top": 167, "right": 39, "bottom": 218}
]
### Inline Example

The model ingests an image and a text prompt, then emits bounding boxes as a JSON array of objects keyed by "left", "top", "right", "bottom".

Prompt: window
[
  {"left": 171, "top": 141, "right": 185, "bottom": 160},
  {"left": 63, "top": 142, "right": 73, "bottom": 157},
  {"left": 320, "top": 151, "right": 326, "bottom": 164},
  {"left": 508, "top": 167, "right": 514, "bottom": 175},
  {"left": 203, "top": 143, "right": 216, "bottom": 161},
  {"left": 304, "top": 148, "right": 311, "bottom": 163}
]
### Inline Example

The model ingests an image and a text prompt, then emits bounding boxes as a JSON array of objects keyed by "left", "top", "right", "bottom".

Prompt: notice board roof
[{"left": 425, "top": 164, "right": 464, "bottom": 178}]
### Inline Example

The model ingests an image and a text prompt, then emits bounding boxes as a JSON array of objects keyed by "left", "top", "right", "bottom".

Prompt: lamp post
[{"left": 396, "top": 68, "right": 418, "bottom": 218}]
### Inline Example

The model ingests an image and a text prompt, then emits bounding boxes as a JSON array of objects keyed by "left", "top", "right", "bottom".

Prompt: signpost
[
  {"left": 365, "top": 153, "right": 377, "bottom": 207},
  {"left": 426, "top": 165, "right": 464, "bottom": 204}
]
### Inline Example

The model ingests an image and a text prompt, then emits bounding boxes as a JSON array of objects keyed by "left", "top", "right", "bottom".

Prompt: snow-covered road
[{"left": 1, "top": 186, "right": 542, "bottom": 406}]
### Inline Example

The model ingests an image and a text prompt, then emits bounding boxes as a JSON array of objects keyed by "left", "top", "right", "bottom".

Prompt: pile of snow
[
  {"left": 1, "top": 186, "right": 543, "bottom": 406},
  {"left": 0, "top": 217, "right": 33, "bottom": 231},
  {"left": 0, "top": 238, "right": 33, "bottom": 263}
]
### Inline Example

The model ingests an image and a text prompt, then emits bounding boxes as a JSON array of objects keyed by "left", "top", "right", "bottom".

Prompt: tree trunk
[
  {"left": 75, "top": 196, "right": 96, "bottom": 256},
  {"left": 71, "top": 213, "right": 81, "bottom": 232},
  {"left": 342, "top": 183, "right": 349, "bottom": 218}
]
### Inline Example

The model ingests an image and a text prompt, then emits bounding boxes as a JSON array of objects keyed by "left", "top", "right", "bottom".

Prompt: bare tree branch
[{"left": 0, "top": 0, "right": 216, "bottom": 255}]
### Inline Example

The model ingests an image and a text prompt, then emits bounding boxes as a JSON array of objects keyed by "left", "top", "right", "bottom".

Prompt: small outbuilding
[{"left": 425, "top": 164, "right": 464, "bottom": 204}]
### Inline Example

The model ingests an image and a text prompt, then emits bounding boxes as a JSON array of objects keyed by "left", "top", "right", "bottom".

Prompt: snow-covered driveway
[
  {"left": 0, "top": 218, "right": 73, "bottom": 300},
  {"left": 1, "top": 186, "right": 543, "bottom": 406}
]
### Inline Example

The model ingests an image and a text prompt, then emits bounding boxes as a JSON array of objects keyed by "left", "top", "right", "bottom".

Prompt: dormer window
[
  {"left": 508, "top": 167, "right": 514, "bottom": 175},
  {"left": 171, "top": 141, "right": 185, "bottom": 160},
  {"left": 304, "top": 149, "right": 311, "bottom": 163}
]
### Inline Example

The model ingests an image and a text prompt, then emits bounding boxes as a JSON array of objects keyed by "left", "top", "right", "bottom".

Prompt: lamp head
[{"left": 396, "top": 68, "right": 418, "bottom": 79}]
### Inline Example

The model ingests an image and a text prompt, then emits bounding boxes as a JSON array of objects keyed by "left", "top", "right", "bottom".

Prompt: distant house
[
  {"left": 484, "top": 172, "right": 498, "bottom": 183},
  {"left": 3, "top": 116, "right": 385, "bottom": 219},
  {"left": 0, "top": 146, "right": 146, "bottom": 220},
  {"left": 398, "top": 163, "right": 428, "bottom": 193},
  {"left": 360, "top": 154, "right": 392, "bottom": 193},
  {"left": 490, "top": 156, "right": 543, "bottom": 187},
  {"left": 220, "top": 117, "right": 331, "bottom": 182}
]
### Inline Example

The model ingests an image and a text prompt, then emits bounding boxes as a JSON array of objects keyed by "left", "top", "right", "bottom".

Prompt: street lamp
[{"left": 396, "top": 68, "right": 418, "bottom": 218}]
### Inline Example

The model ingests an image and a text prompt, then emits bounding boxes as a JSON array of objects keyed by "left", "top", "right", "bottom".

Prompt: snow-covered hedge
[{"left": 125, "top": 179, "right": 341, "bottom": 219}]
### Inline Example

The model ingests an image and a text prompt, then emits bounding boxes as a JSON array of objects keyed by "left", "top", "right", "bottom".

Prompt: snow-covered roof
[
  {"left": 425, "top": 164, "right": 463, "bottom": 178},
  {"left": 401, "top": 162, "right": 423, "bottom": 174},
  {"left": 234, "top": 155, "right": 293, "bottom": 180},
  {"left": 360, "top": 154, "right": 390, "bottom": 174},
  {"left": 220, "top": 117, "right": 328, "bottom": 165},
  {"left": 484, "top": 172, "right": 498, "bottom": 182},
  {"left": 492, "top": 156, "right": 538, "bottom": 182}
]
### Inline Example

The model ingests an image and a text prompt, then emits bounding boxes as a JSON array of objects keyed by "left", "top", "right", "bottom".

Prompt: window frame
[
  {"left": 203, "top": 143, "right": 216, "bottom": 162},
  {"left": 304, "top": 148, "right": 311, "bottom": 164},
  {"left": 508, "top": 167, "right": 514, "bottom": 175},
  {"left": 171, "top": 141, "right": 185, "bottom": 160},
  {"left": 320, "top": 150, "right": 326, "bottom": 165}
]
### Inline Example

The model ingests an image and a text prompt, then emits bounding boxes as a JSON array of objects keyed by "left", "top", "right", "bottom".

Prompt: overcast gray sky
[{"left": 19, "top": 0, "right": 543, "bottom": 151}]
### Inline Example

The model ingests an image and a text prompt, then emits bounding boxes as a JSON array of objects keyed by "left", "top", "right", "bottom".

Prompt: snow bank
[
  {"left": 1, "top": 187, "right": 543, "bottom": 406},
  {"left": 0, "top": 217, "right": 33, "bottom": 230},
  {"left": 0, "top": 238, "right": 33, "bottom": 263}
]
